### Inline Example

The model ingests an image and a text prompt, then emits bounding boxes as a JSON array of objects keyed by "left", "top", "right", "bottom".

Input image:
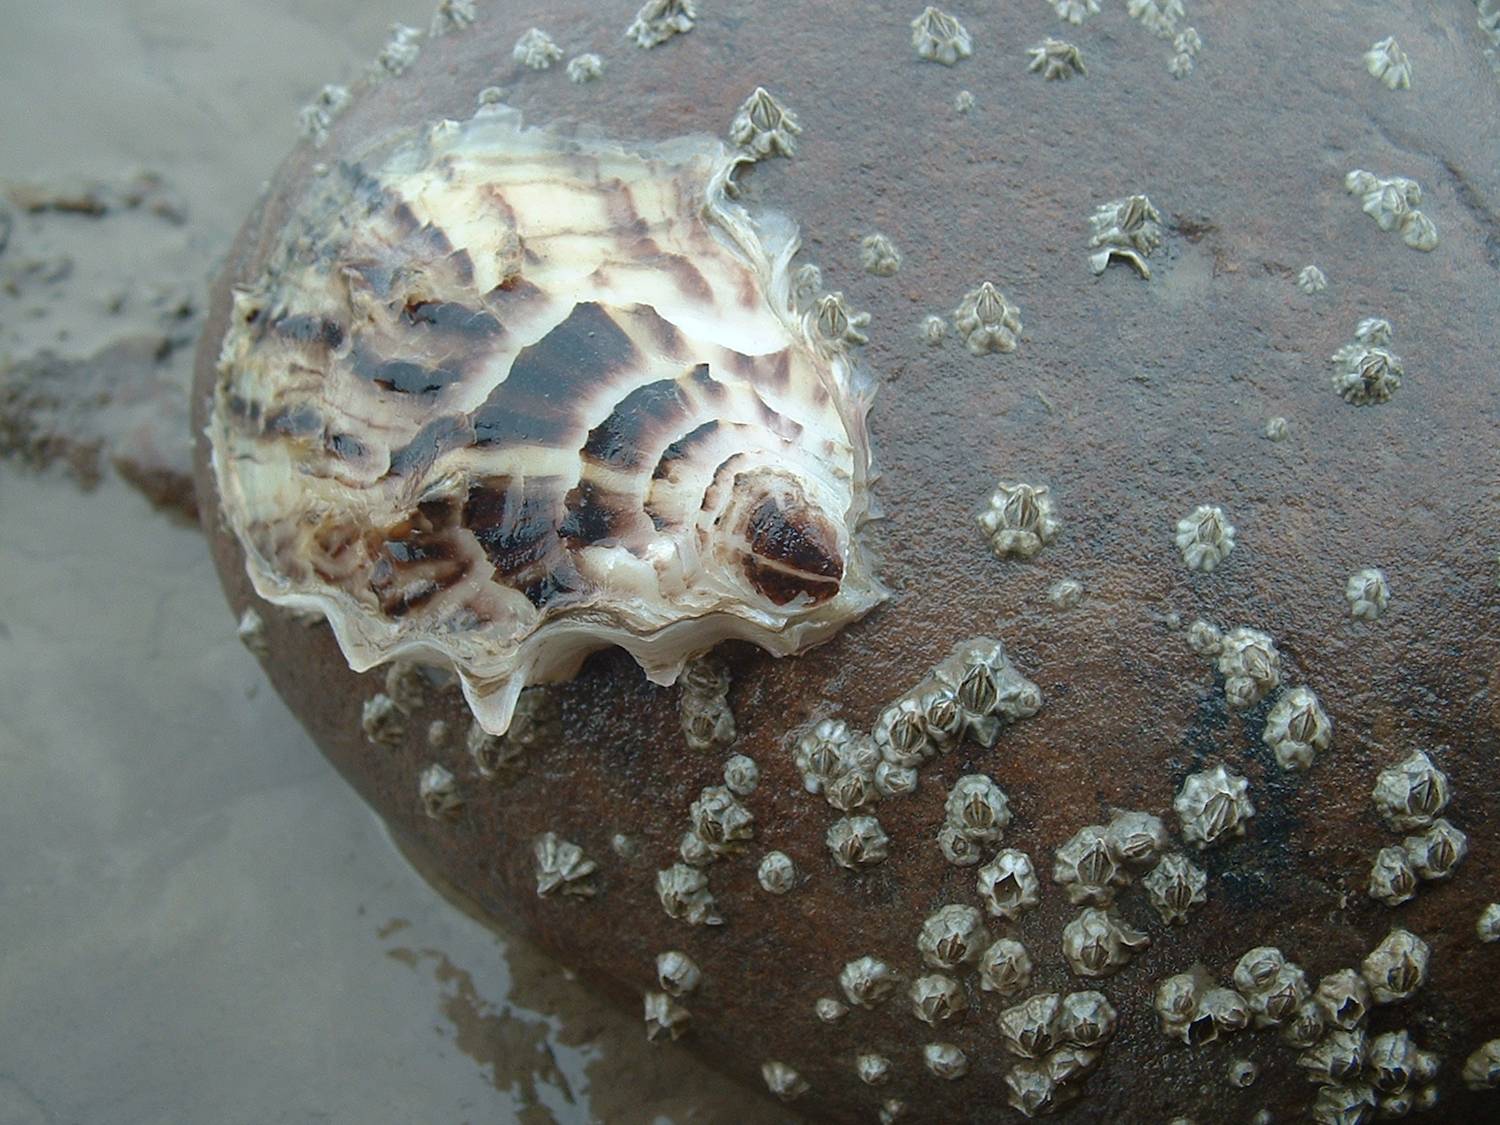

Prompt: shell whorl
[{"left": 210, "top": 106, "right": 882, "bottom": 734}]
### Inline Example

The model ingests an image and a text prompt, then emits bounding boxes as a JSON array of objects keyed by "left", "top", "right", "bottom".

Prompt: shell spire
[{"left": 210, "top": 106, "right": 884, "bottom": 734}]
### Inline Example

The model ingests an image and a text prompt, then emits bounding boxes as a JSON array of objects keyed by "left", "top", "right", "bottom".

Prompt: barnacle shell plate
[{"left": 210, "top": 107, "right": 882, "bottom": 733}]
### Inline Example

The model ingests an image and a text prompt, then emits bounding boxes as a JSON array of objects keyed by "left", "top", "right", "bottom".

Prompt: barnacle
[
  {"left": 953, "top": 282, "right": 1023, "bottom": 354},
  {"left": 1310, "top": 1082, "right": 1377, "bottom": 1123},
  {"left": 757, "top": 850, "right": 798, "bottom": 894},
  {"left": 1051, "top": 0, "right": 1100, "bottom": 25},
  {"left": 998, "top": 993, "right": 1062, "bottom": 1058},
  {"left": 1366, "top": 37, "right": 1413, "bottom": 90},
  {"left": 918, "top": 904, "right": 990, "bottom": 970},
  {"left": 535, "top": 832, "right": 599, "bottom": 897},
  {"left": 977, "top": 482, "right": 1058, "bottom": 558},
  {"left": 689, "top": 785, "right": 755, "bottom": 856},
  {"left": 237, "top": 607, "right": 268, "bottom": 655},
  {"left": 953, "top": 90, "right": 975, "bottom": 113},
  {"left": 1028, "top": 39, "right": 1086, "bottom": 80},
  {"left": 1316, "top": 969, "right": 1372, "bottom": 1030},
  {"left": 1186, "top": 618, "right": 1223, "bottom": 656},
  {"left": 1216, "top": 627, "right": 1281, "bottom": 709},
  {"left": 210, "top": 108, "right": 884, "bottom": 737},
  {"left": 1367, "top": 1030, "right": 1438, "bottom": 1094},
  {"left": 1175, "top": 504, "right": 1236, "bottom": 573},
  {"left": 856, "top": 1053, "right": 892, "bottom": 1085},
  {"left": 656, "top": 862, "right": 721, "bottom": 924},
  {"left": 945, "top": 774, "right": 1012, "bottom": 844},
  {"left": 860, "top": 233, "right": 902, "bottom": 276},
  {"left": 429, "top": 1, "right": 475, "bottom": 36},
  {"left": 978, "top": 938, "right": 1035, "bottom": 996},
  {"left": 910, "top": 974, "right": 968, "bottom": 1025},
  {"left": 1263, "top": 686, "right": 1333, "bottom": 770},
  {"left": 827, "top": 815, "right": 890, "bottom": 869},
  {"left": 1404, "top": 818, "right": 1468, "bottom": 880},
  {"left": 361, "top": 693, "right": 406, "bottom": 747},
  {"left": 1372, "top": 750, "right": 1450, "bottom": 830},
  {"left": 1143, "top": 852, "right": 1207, "bottom": 924},
  {"left": 1282, "top": 999, "right": 1328, "bottom": 1049},
  {"left": 1199, "top": 987, "right": 1251, "bottom": 1036},
  {"left": 1062, "top": 908, "right": 1150, "bottom": 977},
  {"left": 1362, "top": 929, "right": 1429, "bottom": 1004},
  {"left": 1128, "top": 0, "right": 1185, "bottom": 38},
  {"left": 1088, "top": 194, "right": 1163, "bottom": 277},
  {"left": 1345, "top": 170, "right": 1439, "bottom": 251},
  {"left": 566, "top": 53, "right": 604, "bottom": 83},
  {"left": 1265, "top": 415, "right": 1290, "bottom": 441},
  {"left": 1346, "top": 568, "right": 1390, "bottom": 620},
  {"left": 644, "top": 991, "right": 690, "bottom": 1041},
  {"left": 1048, "top": 578, "right": 1084, "bottom": 608},
  {"left": 919, "top": 314, "right": 948, "bottom": 345},
  {"left": 1005, "top": 1062, "right": 1062, "bottom": 1118},
  {"left": 680, "top": 655, "right": 736, "bottom": 751},
  {"left": 977, "top": 849, "right": 1042, "bottom": 919},
  {"left": 1299, "top": 1028, "right": 1369, "bottom": 1085},
  {"left": 376, "top": 24, "right": 423, "bottom": 76},
  {"left": 628, "top": 0, "right": 696, "bottom": 48},
  {"left": 417, "top": 763, "right": 461, "bottom": 818},
  {"left": 1463, "top": 1040, "right": 1500, "bottom": 1090},
  {"left": 1298, "top": 265, "right": 1328, "bottom": 293},
  {"left": 911, "top": 7, "right": 972, "bottom": 66},
  {"left": 512, "top": 28, "right": 562, "bottom": 70},
  {"left": 840, "top": 955, "right": 899, "bottom": 1008},
  {"left": 1228, "top": 1059, "right": 1259, "bottom": 1088},
  {"left": 1105, "top": 810, "right": 1169, "bottom": 867},
  {"left": 1368, "top": 845, "right": 1420, "bottom": 907},
  {"left": 1054, "top": 825, "right": 1129, "bottom": 905},
  {"left": 656, "top": 949, "right": 701, "bottom": 996},
  {"left": 1058, "top": 991, "right": 1117, "bottom": 1047},
  {"left": 1175, "top": 764, "right": 1255, "bottom": 847},
  {"left": 1478, "top": 902, "right": 1500, "bottom": 942},
  {"left": 298, "top": 84, "right": 352, "bottom": 147},
  {"left": 729, "top": 87, "right": 802, "bottom": 160},
  {"left": 760, "top": 1060, "right": 808, "bottom": 1101},
  {"left": 815, "top": 996, "right": 848, "bottom": 1022},
  {"left": 923, "top": 1042, "right": 969, "bottom": 1080}
]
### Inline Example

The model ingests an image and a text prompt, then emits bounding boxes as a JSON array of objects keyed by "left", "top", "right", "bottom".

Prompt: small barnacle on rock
[
  {"left": 978, "top": 850, "right": 1042, "bottom": 919},
  {"left": 535, "top": 833, "right": 598, "bottom": 898},
  {"left": 977, "top": 482, "right": 1058, "bottom": 559},
  {"left": 860, "top": 233, "right": 902, "bottom": 277},
  {"left": 945, "top": 774, "right": 1012, "bottom": 843},
  {"left": 874, "top": 697, "right": 935, "bottom": 767},
  {"left": 297, "top": 84, "right": 351, "bottom": 147},
  {"left": 1298, "top": 265, "right": 1328, "bottom": 293},
  {"left": 815, "top": 996, "right": 849, "bottom": 1023},
  {"left": 1005, "top": 1061, "right": 1063, "bottom": 1118},
  {"left": 1373, "top": 751, "right": 1450, "bottom": 830},
  {"left": 1299, "top": 1028, "right": 1370, "bottom": 1085},
  {"left": 856, "top": 1052, "right": 892, "bottom": 1085},
  {"left": 1463, "top": 1040, "right": 1500, "bottom": 1089},
  {"left": 1283, "top": 999, "right": 1329, "bottom": 1050},
  {"left": 1106, "top": 810, "right": 1170, "bottom": 867},
  {"left": 1310, "top": 1082, "right": 1378, "bottom": 1123},
  {"left": 679, "top": 831, "right": 714, "bottom": 868},
  {"left": 809, "top": 292, "right": 871, "bottom": 349},
  {"left": 1478, "top": 903, "right": 1500, "bottom": 942},
  {"left": 689, "top": 785, "right": 755, "bottom": 855},
  {"left": 729, "top": 87, "right": 802, "bottom": 161},
  {"left": 384, "top": 659, "right": 431, "bottom": 714},
  {"left": 1175, "top": 27, "right": 1203, "bottom": 55},
  {"left": 998, "top": 993, "right": 1062, "bottom": 1058},
  {"left": 919, "top": 904, "right": 990, "bottom": 970},
  {"left": 512, "top": 28, "right": 562, "bottom": 70},
  {"left": 1366, "top": 37, "right": 1413, "bottom": 90},
  {"left": 875, "top": 761, "right": 918, "bottom": 799},
  {"left": 1054, "top": 826, "right": 1129, "bottom": 905},
  {"left": 828, "top": 815, "right": 890, "bottom": 869},
  {"left": 361, "top": 693, "right": 406, "bottom": 748},
  {"left": 938, "top": 824, "right": 983, "bottom": 867},
  {"left": 919, "top": 314, "right": 948, "bottom": 345},
  {"left": 1404, "top": 818, "right": 1468, "bottom": 880},
  {"left": 1088, "top": 194, "right": 1163, "bottom": 277},
  {"left": 1316, "top": 969, "right": 1372, "bottom": 1030},
  {"left": 761, "top": 1060, "right": 808, "bottom": 1101},
  {"left": 923, "top": 1042, "right": 969, "bottom": 1080},
  {"left": 1345, "top": 170, "right": 1438, "bottom": 251},
  {"left": 237, "top": 607, "right": 268, "bottom": 656},
  {"left": 1217, "top": 627, "right": 1281, "bottom": 709},
  {"left": 1368, "top": 846, "right": 1420, "bottom": 907},
  {"left": 1263, "top": 686, "right": 1333, "bottom": 770},
  {"left": 723, "top": 754, "right": 759, "bottom": 796},
  {"left": 953, "top": 89, "right": 975, "bottom": 113},
  {"left": 953, "top": 282, "right": 1022, "bottom": 355},
  {"left": 566, "top": 53, "right": 604, "bottom": 83},
  {"left": 1228, "top": 1059, "right": 1260, "bottom": 1088},
  {"left": 910, "top": 974, "right": 968, "bottom": 1025},
  {"left": 1057, "top": 991, "right": 1117, "bottom": 1047},
  {"left": 979, "top": 938, "right": 1035, "bottom": 997},
  {"left": 1062, "top": 908, "right": 1150, "bottom": 977},
  {"left": 1200, "top": 987, "right": 1252, "bottom": 1036},
  {"left": 1401, "top": 209, "right": 1440, "bottom": 251},
  {"left": 1238, "top": 955, "right": 1311, "bottom": 1029},
  {"left": 1346, "top": 568, "right": 1390, "bottom": 621},
  {"left": 1175, "top": 504, "right": 1236, "bottom": 573},
  {"left": 793, "top": 718, "right": 855, "bottom": 793},
  {"left": 679, "top": 654, "right": 736, "bottom": 751},
  {"left": 1186, "top": 618, "right": 1223, "bottom": 656},
  {"left": 417, "top": 763, "right": 461, "bottom": 819},
  {"left": 1028, "top": 39, "right": 1086, "bottom": 80},
  {"left": 757, "top": 850, "right": 799, "bottom": 894},
  {"left": 426, "top": 720, "right": 448, "bottom": 749},
  {"left": 1144, "top": 852, "right": 1208, "bottom": 924},
  {"left": 376, "top": 23, "right": 423, "bottom": 75},
  {"left": 1367, "top": 1030, "right": 1438, "bottom": 1094},
  {"left": 656, "top": 950, "right": 701, "bottom": 996},
  {"left": 644, "top": 991, "right": 690, "bottom": 1042},
  {"left": 1153, "top": 972, "right": 1203, "bottom": 1034},
  {"left": 911, "top": 7, "right": 972, "bottom": 66},
  {"left": 879, "top": 1098, "right": 907, "bottom": 1123},
  {"left": 1051, "top": 0, "right": 1100, "bottom": 24},
  {"left": 1175, "top": 764, "right": 1255, "bottom": 848},
  {"left": 627, "top": 0, "right": 696, "bottom": 48},
  {"left": 790, "top": 262, "right": 824, "bottom": 312},
  {"left": 1128, "top": 0, "right": 1185, "bottom": 37},
  {"left": 428, "top": 0, "right": 475, "bottom": 35},
  {"left": 1264, "top": 416, "right": 1290, "bottom": 441},
  {"left": 841, "top": 956, "right": 899, "bottom": 1008},
  {"left": 918, "top": 685, "right": 965, "bottom": 750},
  {"left": 656, "top": 863, "right": 721, "bottom": 924},
  {"left": 1048, "top": 578, "right": 1085, "bottom": 609}
]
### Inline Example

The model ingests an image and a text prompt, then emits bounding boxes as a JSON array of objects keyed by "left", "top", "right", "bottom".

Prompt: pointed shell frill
[{"left": 210, "top": 107, "right": 883, "bottom": 734}]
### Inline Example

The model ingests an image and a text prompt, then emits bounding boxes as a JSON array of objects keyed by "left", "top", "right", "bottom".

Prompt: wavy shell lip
[{"left": 210, "top": 105, "right": 884, "bottom": 734}]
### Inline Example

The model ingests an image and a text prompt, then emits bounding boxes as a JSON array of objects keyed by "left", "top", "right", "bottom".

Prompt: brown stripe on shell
[
  {"left": 398, "top": 299, "right": 504, "bottom": 337},
  {"left": 557, "top": 478, "right": 644, "bottom": 548},
  {"left": 580, "top": 369, "right": 706, "bottom": 471},
  {"left": 386, "top": 413, "right": 476, "bottom": 479},
  {"left": 350, "top": 344, "right": 466, "bottom": 396},
  {"left": 462, "top": 476, "right": 585, "bottom": 608}
]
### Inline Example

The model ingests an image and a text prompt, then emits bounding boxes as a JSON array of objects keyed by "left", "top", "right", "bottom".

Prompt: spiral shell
[{"left": 209, "top": 106, "right": 882, "bottom": 733}]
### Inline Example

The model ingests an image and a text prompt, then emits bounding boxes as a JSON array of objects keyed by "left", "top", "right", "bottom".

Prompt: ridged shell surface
[{"left": 210, "top": 107, "right": 882, "bottom": 734}]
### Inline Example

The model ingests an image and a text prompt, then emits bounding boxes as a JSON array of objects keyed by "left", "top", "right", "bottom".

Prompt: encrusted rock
[
  {"left": 977, "top": 849, "right": 1042, "bottom": 919},
  {"left": 978, "top": 482, "right": 1057, "bottom": 558},
  {"left": 911, "top": 7, "right": 972, "bottom": 66},
  {"left": 1175, "top": 764, "right": 1255, "bottom": 848},
  {"left": 953, "top": 282, "right": 1022, "bottom": 354},
  {"left": 535, "top": 832, "right": 598, "bottom": 898},
  {"left": 1144, "top": 852, "right": 1207, "bottom": 924},
  {"left": 1062, "top": 908, "right": 1150, "bottom": 977},
  {"left": 1175, "top": 504, "right": 1235, "bottom": 573},
  {"left": 1263, "top": 686, "right": 1333, "bottom": 770},
  {"left": 1216, "top": 628, "right": 1281, "bottom": 709}
]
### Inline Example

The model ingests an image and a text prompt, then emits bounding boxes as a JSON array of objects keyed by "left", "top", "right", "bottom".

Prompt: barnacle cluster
[
  {"left": 1365, "top": 37, "right": 1413, "bottom": 90},
  {"left": 1169, "top": 27, "right": 1202, "bottom": 78},
  {"left": 534, "top": 832, "right": 599, "bottom": 897},
  {"left": 1027, "top": 39, "right": 1086, "bottom": 81},
  {"left": 978, "top": 482, "right": 1058, "bottom": 559},
  {"left": 1155, "top": 969, "right": 1252, "bottom": 1046},
  {"left": 1346, "top": 170, "right": 1439, "bottom": 251},
  {"left": 1331, "top": 317, "right": 1404, "bottom": 405},
  {"left": 627, "top": 0, "right": 696, "bottom": 48},
  {"left": 953, "top": 282, "right": 1023, "bottom": 354},
  {"left": 1174, "top": 504, "right": 1235, "bottom": 573},
  {"left": 1367, "top": 750, "right": 1466, "bottom": 906},
  {"left": 999, "top": 990, "right": 1119, "bottom": 1117},
  {"left": 684, "top": 784, "right": 755, "bottom": 864},
  {"left": 1087, "top": 194, "right": 1163, "bottom": 278},
  {"left": 729, "top": 87, "right": 802, "bottom": 161},
  {"left": 678, "top": 654, "right": 736, "bottom": 751},
  {"left": 911, "top": 7, "right": 972, "bottom": 66}
]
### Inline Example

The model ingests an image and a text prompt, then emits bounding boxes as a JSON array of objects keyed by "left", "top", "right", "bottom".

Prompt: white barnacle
[
  {"left": 1088, "top": 194, "right": 1164, "bottom": 277},
  {"left": 840, "top": 955, "right": 899, "bottom": 1008},
  {"left": 1200, "top": 987, "right": 1252, "bottom": 1036},
  {"left": 1368, "top": 846, "right": 1420, "bottom": 907},
  {"left": 237, "top": 606, "right": 268, "bottom": 656},
  {"left": 566, "top": 53, "right": 604, "bottom": 83},
  {"left": 1300, "top": 1028, "right": 1370, "bottom": 1086},
  {"left": 1264, "top": 415, "right": 1290, "bottom": 441},
  {"left": 1062, "top": 908, "right": 1150, "bottom": 977},
  {"left": 1367, "top": 1029, "right": 1439, "bottom": 1095},
  {"left": 977, "top": 481, "right": 1058, "bottom": 558},
  {"left": 918, "top": 904, "right": 990, "bottom": 970},
  {"left": 1051, "top": 0, "right": 1100, "bottom": 25},
  {"left": 793, "top": 717, "right": 856, "bottom": 793},
  {"left": 1346, "top": 568, "right": 1390, "bottom": 620},
  {"left": 656, "top": 950, "right": 701, "bottom": 996},
  {"left": 911, "top": 7, "right": 972, "bottom": 66},
  {"left": 643, "top": 991, "right": 690, "bottom": 1041},
  {"left": 1478, "top": 903, "right": 1500, "bottom": 942},
  {"left": 938, "top": 824, "right": 982, "bottom": 867},
  {"left": 1345, "top": 169, "right": 1438, "bottom": 251},
  {"left": 1175, "top": 764, "right": 1255, "bottom": 848},
  {"left": 417, "top": 763, "right": 462, "bottom": 819},
  {"left": 1175, "top": 504, "right": 1236, "bottom": 573},
  {"left": 1362, "top": 929, "right": 1429, "bottom": 1004},
  {"left": 856, "top": 1052, "right": 892, "bottom": 1085},
  {"left": 627, "top": 0, "right": 696, "bottom": 48},
  {"left": 512, "top": 28, "right": 562, "bottom": 70},
  {"left": 1105, "top": 810, "right": 1169, "bottom": 868},
  {"left": 1143, "top": 852, "right": 1207, "bottom": 924},
  {"left": 1298, "top": 265, "right": 1328, "bottom": 293},
  {"left": 757, "top": 850, "right": 799, "bottom": 894},
  {"left": 1404, "top": 818, "right": 1468, "bottom": 880},
  {"left": 944, "top": 774, "right": 1012, "bottom": 844},
  {"left": 1311, "top": 1082, "right": 1378, "bottom": 1123},
  {"left": 860, "top": 233, "right": 902, "bottom": 277},
  {"left": 977, "top": 849, "right": 1042, "bottom": 920},
  {"left": 827, "top": 815, "right": 890, "bottom": 869},
  {"left": 297, "top": 84, "right": 352, "bottom": 147},
  {"left": 1054, "top": 825, "right": 1129, "bottom": 906},
  {"left": 723, "top": 754, "right": 759, "bottom": 796},
  {"left": 1005, "top": 1061, "right": 1061, "bottom": 1118},
  {"left": 953, "top": 282, "right": 1022, "bottom": 354},
  {"left": 1366, "top": 37, "right": 1413, "bottom": 90},
  {"left": 1058, "top": 990, "right": 1118, "bottom": 1048},
  {"left": 1168, "top": 52, "right": 1195, "bottom": 79},
  {"left": 1186, "top": 618, "right": 1223, "bottom": 656},
  {"left": 361, "top": 693, "right": 406, "bottom": 748},
  {"left": 808, "top": 292, "right": 871, "bottom": 349},
  {"left": 534, "top": 832, "right": 598, "bottom": 897},
  {"left": 1228, "top": 1058, "right": 1259, "bottom": 1088},
  {"left": 729, "top": 87, "right": 802, "bottom": 160},
  {"left": 1372, "top": 750, "right": 1451, "bottom": 830},
  {"left": 978, "top": 938, "right": 1035, "bottom": 997},
  {"left": 1464, "top": 1040, "right": 1500, "bottom": 1090},
  {"left": 680, "top": 655, "right": 735, "bottom": 750},
  {"left": 384, "top": 659, "right": 434, "bottom": 714},
  {"left": 1239, "top": 956, "right": 1310, "bottom": 1030},
  {"left": 1153, "top": 973, "right": 1205, "bottom": 1041},
  {"left": 1316, "top": 969, "right": 1372, "bottom": 1030},
  {"left": 1174, "top": 27, "right": 1203, "bottom": 55},
  {"left": 760, "top": 1059, "right": 808, "bottom": 1101},
  {"left": 376, "top": 23, "right": 423, "bottom": 76},
  {"left": 933, "top": 636, "right": 1044, "bottom": 743},
  {"left": 1128, "top": 0, "right": 1185, "bottom": 38},
  {"left": 873, "top": 696, "right": 935, "bottom": 767},
  {"left": 1048, "top": 578, "right": 1084, "bottom": 608},
  {"left": 919, "top": 313, "right": 948, "bottom": 345},
  {"left": 689, "top": 785, "right": 755, "bottom": 855},
  {"left": 429, "top": 0, "right": 475, "bottom": 36},
  {"left": 1027, "top": 38, "right": 1086, "bottom": 80},
  {"left": 426, "top": 720, "right": 449, "bottom": 748},
  {"left": 953, "top": 89, "right": 975, "bottom": 113},
  {"left": 922, "top": 1041, "right": 969, "bottom": 1080},
  {"left": 815, "top": 996, "right": 849, "bottom": 1023},
  {"left": 1282, "top": 998, "right": 1327, "bottom": 1049},
  {"left": 1263, "top": 686, "right": 1333, "bottom": 771},
  {"left": 910, "top": 973, "right": 968, "bottom": 1025},
  {"left": 879, "top": 1098, "right": 907, "bottom": 1124},
  {"left": 1402, "top": 209, "right": 1440, "bottom": 250},
  {"left": 1216, "top": 627, "right": 1281, "bottom": 709},
  {"left": 656, "top": 862, "right": 721, "bottom": 924},
  {"left": 875, "top": 760, "right": 918, "bottom": 799},
  {"left": 998, "top": 993, "right": 1062, "bottom": 1058}
]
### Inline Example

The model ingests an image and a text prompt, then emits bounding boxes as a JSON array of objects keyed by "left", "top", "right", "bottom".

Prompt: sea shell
[{"left": 209, "top": 107, "right": 883, "bottom": 734}]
